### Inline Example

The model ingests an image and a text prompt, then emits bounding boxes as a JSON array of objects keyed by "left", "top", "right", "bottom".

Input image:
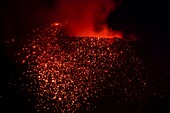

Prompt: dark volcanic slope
[{"left": 4, "top": 23, "right": 169, "bottom": 113}]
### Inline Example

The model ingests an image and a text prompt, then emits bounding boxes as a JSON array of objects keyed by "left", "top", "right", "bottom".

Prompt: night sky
[{"left": 0, "top": 0, "right": 170, "bottom": 113}]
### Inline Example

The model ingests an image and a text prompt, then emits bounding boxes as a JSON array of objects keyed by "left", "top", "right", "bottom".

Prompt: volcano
[{"left": 9, "top": 23, "right": 167, "bottom": 113}]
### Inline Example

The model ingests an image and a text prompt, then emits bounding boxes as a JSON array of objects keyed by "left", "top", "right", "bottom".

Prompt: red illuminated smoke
[{"left": 56, "top": 0, "right": 123, "bottom": 38}]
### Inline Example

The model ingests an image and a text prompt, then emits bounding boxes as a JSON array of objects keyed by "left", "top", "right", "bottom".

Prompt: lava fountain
[{"left": 16, "top": 23, "right": 149, "bottom": 112}]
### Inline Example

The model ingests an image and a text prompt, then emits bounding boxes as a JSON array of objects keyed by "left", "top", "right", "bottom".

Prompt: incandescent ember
[{"left": 14, "top": 23, "right": 166, "bottom": 113}]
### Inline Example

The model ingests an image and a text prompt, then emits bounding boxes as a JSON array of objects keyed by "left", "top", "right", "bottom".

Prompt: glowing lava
[{"left": 16, "top": 23, "right": 149, "bottom": 112}]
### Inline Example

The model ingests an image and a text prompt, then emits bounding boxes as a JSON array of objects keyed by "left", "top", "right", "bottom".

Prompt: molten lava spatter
[{"left": 15, "top": 23, "right": 161, "bottom": 113}]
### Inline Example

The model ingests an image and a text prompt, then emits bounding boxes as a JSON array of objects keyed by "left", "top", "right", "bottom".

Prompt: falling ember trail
[
  {"left": 56, "top": 0, "right": 123, "bottom": 38},
  {"left": 15, "top": 23, "right": 155, "bottom": 113}
]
